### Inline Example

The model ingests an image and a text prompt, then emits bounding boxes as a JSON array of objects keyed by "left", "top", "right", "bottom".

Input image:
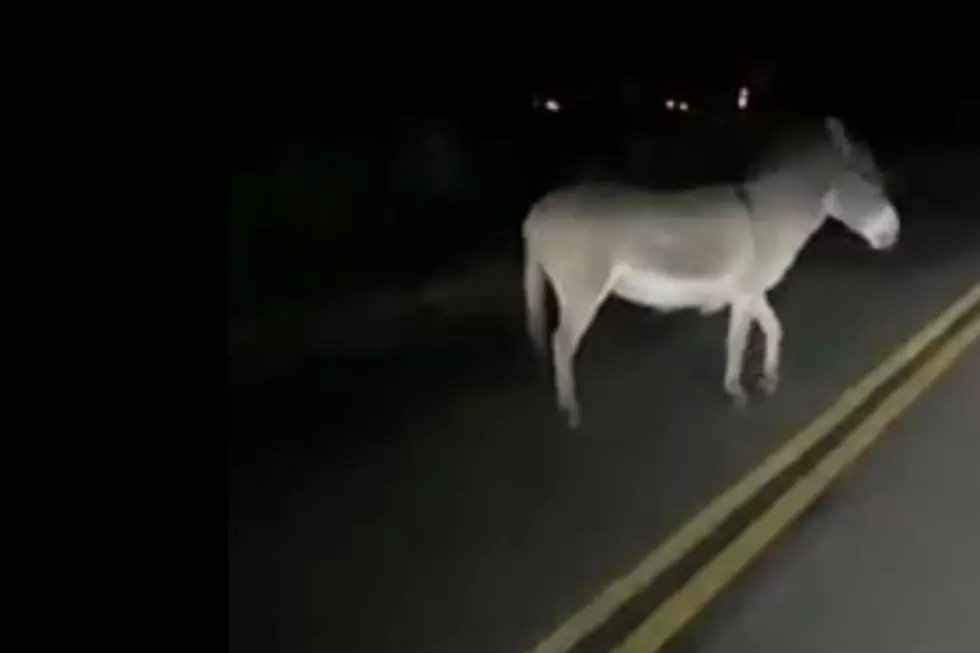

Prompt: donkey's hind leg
[{"left": 551, "top": 277, "right": 612, "bottom": 428}]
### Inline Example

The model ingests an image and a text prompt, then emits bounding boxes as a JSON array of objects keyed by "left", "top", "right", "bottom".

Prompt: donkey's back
[{"left": 523, "top": 181, "right": 754, "bottom": 282}]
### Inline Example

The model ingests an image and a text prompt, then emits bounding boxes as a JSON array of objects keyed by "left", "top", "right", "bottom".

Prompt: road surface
[
  {"left": 228, "top": 150, "right": 980, "bottom": 653},
  {"left": 676, "top": 323, "right": 980, "bottom": 653}
]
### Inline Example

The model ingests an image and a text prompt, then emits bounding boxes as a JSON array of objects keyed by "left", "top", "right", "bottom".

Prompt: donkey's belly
[{"left": 611, "top": 265, "right": 733, "bottom": 312}]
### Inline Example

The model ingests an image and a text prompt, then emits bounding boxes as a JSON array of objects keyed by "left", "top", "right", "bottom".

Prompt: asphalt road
[
  {"left": 686, "top": 328, "right": 980, "bottom": 653},
  {"left": 228, "top": 150, "right": 980, "bottom": 653}
]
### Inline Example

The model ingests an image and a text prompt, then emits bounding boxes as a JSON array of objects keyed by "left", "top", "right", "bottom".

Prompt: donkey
[{"left": 522, "top": 117, "right": 899, "bottom": 428}]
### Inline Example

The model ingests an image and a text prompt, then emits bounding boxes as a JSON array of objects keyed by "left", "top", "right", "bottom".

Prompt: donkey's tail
[{"left": 523, "top": 240, "right": 548, "bottom": 352}]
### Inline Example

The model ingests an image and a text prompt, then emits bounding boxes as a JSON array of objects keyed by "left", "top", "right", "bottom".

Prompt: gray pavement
[
  {"left": 228, "top": 151, "right": 980, "bottom": 653},
  {"left": 688, "top": 327, "right": 980, "bottom": 653}
]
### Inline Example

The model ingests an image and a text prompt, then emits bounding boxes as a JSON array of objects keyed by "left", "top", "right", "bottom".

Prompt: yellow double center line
[{"left": 533, "top": 280, "right": 980, "bottom": 653}]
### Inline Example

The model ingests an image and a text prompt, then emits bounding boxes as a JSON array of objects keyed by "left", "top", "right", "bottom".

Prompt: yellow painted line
[
  {"left": 531, "top": 280, "right": 980, "bottom": 653},
  {"left": 613, "top": 307, "right": 980, "bottom": 653}
]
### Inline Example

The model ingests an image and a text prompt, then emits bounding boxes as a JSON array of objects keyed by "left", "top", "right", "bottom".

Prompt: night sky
[{"left": 230, "top": 44, "right": 976, "bottom": 140}]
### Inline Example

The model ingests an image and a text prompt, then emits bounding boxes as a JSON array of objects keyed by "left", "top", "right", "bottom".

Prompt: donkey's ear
[{"left": 825, "top": 116, "right": 853, "bottom": 157}]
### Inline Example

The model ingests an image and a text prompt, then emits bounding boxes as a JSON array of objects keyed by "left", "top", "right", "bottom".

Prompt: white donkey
[{"left": 523, "top": 117, "right": 899, "bottom": 428}]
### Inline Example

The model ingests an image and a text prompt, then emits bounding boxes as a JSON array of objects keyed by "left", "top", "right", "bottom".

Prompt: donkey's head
[{"left": 821, "top": 117, "right": 900, "bottom": 251}]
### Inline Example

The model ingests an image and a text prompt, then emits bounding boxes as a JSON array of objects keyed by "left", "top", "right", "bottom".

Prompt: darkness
[
  {"left": 228, "top": 46, "right": 976, "bottom": 313},
  {"left": 228, "top": 45, "right": 980, "bottom": 653}
]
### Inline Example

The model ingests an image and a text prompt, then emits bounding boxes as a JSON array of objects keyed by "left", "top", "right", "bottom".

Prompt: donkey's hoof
[
  {"left": 760, "top": 371, "right": 779, "bottom": 396},
  {"left": 725, "top": 381, "right": 748, "bottom": 409},
  {"left": 530, "top": 332, "right": 548, "bottom": 354},
  {"left": 561, "top": 405, "right": 582, "bottom": 429}
]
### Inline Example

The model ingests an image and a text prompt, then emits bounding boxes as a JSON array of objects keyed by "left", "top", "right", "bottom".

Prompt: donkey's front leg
[
  {"left": 751, "top": 294, "right": 783, "bottom": 396},
  {"left": 723, "top": 297, "right": 753, "bottom": 407}
]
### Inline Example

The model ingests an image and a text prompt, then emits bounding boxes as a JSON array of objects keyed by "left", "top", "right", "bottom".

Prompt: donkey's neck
[{"left": 740, "top": 175, "right": 830, "bottom": 290}]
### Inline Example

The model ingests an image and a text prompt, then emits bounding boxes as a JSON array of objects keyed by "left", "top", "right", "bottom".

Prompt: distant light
[
  {"left": 545, "top": 98, "right": 561, "bottom": 112},
  {"left": 665, "top": 98, "right": 675, "bottom": 110},
  {"left": 678, "top": 100, "right": 689, "bottom": 112},
  {"left": 737, "top": 86, "right": 749, "bottom": 110}
]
